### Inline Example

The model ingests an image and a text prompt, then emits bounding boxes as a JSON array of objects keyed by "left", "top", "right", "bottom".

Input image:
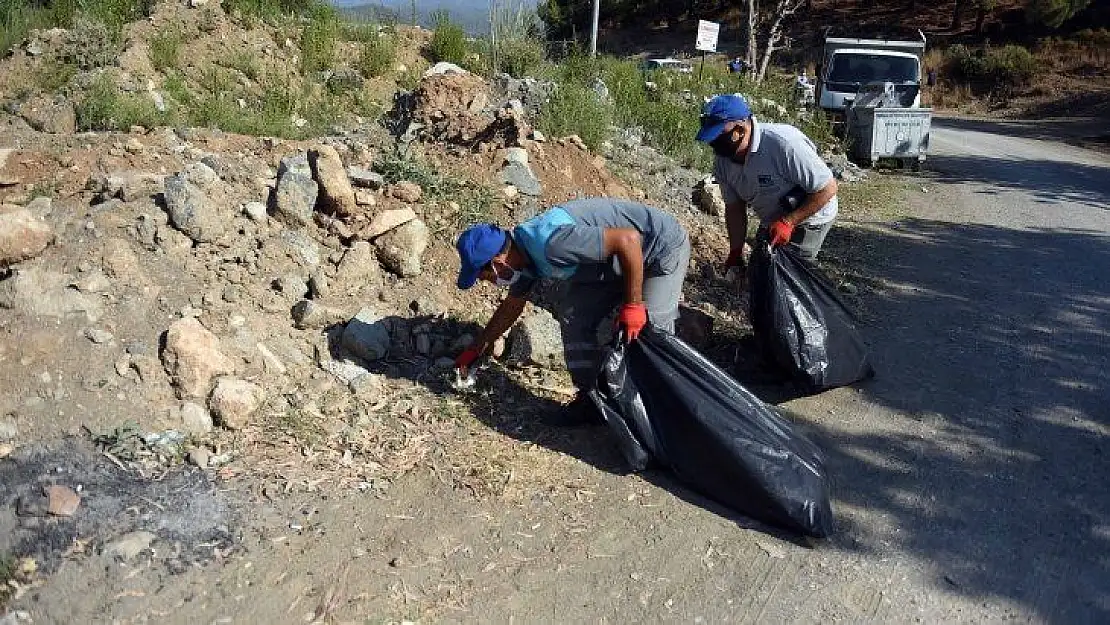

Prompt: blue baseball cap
[
  {"left": 456, "top": 223, "right": 508, "bottom": 289},
  {"left": 695, "top": 94, "right": 752, "bottom": 142}
]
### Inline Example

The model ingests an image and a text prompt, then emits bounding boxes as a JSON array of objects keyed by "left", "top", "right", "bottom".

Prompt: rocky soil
[{"left": 0, "top": 4, "right": 874, "bottom": 622}]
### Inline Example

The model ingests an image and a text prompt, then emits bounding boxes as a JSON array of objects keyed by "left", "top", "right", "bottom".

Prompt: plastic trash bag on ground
[
  {"left": 589, "top": 325, "right": 834, "bottom": 538},
  {"left": 748, "top": 244, "right": 874, "bottom": 392}
]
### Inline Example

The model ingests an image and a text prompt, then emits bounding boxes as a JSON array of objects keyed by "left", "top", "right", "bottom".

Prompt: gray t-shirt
[
  {"left": 713, "top": 118, "right": 838, "bottom": 226},
  {"left": 509, "top": 198, "right": 687, "bottom": 298}
]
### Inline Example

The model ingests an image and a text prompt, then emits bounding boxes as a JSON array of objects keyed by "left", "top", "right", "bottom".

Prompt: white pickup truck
[{"left": 816, "top": 32, "right": 929, "bottom": 124}]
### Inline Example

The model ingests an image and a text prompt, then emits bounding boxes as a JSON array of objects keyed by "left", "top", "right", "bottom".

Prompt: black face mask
[{"left": 710, "top": 128, "right": 745, "bottom": 160}]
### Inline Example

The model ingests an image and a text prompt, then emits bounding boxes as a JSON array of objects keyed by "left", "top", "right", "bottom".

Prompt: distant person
[
  {"left": 695, "top": 94, "right": 838, "bottom": 274},
  {"left": 452, "top": 198, "right": 690, "bottom": 426},
  {"left": 728, "top": 57, "right": 748, "bottom": 75}
]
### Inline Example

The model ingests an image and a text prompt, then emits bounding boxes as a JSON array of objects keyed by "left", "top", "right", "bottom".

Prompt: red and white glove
[
  {"left": 617, "top": 302, "right": 648, "bottom": 342},
  {"left": 769, "top": 218, "right": 795, "bottom": 247},
  {"left": 454, "top": 347, "right": 481, "bottom": 373}
]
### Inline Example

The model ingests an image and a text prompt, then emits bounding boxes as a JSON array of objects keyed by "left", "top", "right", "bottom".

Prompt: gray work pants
[
  {"left": 554, "top": 235, "right": 691, "bottom": 391},
  {"left": 758, "top": 220, "right": 834, "bottom": 261}
]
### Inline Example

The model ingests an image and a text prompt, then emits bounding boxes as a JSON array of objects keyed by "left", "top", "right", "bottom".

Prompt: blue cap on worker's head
[
  {"left": 695, "top": 94, "right": 752, "bottom": 143},
  {"left": 456, "top": 223, "right": 508, "bottom": 289}
]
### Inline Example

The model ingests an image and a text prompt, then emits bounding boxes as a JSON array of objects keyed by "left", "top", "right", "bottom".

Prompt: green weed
[
  {"left": 299, "top": 3, "right": 339, "bottom": 74},
  {"left": 0, "top": 0, "right": 155, "bottom": 56},
  {"left": 224, "top": 49, "right": 262, "bottom": 81},
  {"left": 148, "top": 28, "right": 183, "bottom": 72},
  {"left": 537, "top": 81, "right": 612, "bottom": 151},
  {"left": 0, "top": 552, "right": 16, "bottom": 609},
  {"left": 355, "top": 29, "right": 396, "bottom": 78},
  {"left": 223, "top": 0, "right": 316, "bottom": 22},
  {"left": 34, "top": 59, "right": 78, "bottom": 92},
  {"left": 428, "top": 10, "right": 468, "bottom": 65},
  {"left": 943, "top": 44, "right": 1038, "bottom": 95},
  {"left": 76, "top": 75, "right": 167, "bottom": 131},
  {"left": 60, "top": 15, "right": 117, "bottom": 69}
]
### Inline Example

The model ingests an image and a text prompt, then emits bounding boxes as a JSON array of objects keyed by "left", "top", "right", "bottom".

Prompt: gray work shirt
[
  {"left": 509, "top": 198, "right": 687, "bottom": 298},
  {"left": 713, "top": 118, "right": 838, "bottom": 226}
]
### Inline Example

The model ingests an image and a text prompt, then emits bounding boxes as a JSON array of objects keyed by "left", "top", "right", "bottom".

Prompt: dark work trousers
[{"left": 554, "top": 235, "right": 691, "bottom": 391}]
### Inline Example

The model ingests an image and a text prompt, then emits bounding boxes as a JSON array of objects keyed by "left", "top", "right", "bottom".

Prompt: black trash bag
[
  {"left": 748, "top": 244, "right": 874, "bottom": 392},
  {"left": 589, "top": 326, "right": 834, "bottom": 538}
]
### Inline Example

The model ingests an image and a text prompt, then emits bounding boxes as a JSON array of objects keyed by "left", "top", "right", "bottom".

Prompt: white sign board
[{"left": 695, "top": 20, "right": 720, "bottom": 53}]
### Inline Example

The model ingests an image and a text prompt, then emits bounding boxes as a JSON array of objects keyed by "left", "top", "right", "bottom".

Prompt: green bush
[
  {"left": 496, "top": 37, "right": 545, "bottom": 78},
  {"left": 299, "top": 3, "right": 339, "bottom": 74},
  {"left": 148, "top": 28, "right": 183, "bottom": 72},
  {"left": 538, "top": 82, "right": 613, "bottom": 151},
  {"left": 224, "top": 49, "right": 262, "bottom": 80},
  {"left": 0, "top": 0, "right": 155, "bottom": 55},
  {"left": 35, "top": 59, "right": 78, "bottom": 92},
  {"left": 355, "top": 30, "right": 396, "bottom": 78},
  {"left": 60, "top": 15, "right": 117, "bottom": 69},
  {"left": 428, "top": 11, "right": 468, "bottom": 65},
  {"left": 223, "top": 0, "right": 316, "bottom": 21},
  {"left": 944, "top": 44, "right": 1038, "bottom": 94},
  {"left": 76, "top": 75, "right": 167, "bottom": 130}
]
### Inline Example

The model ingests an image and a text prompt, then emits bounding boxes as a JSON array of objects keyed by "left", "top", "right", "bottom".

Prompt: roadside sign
[{"left": 695, "top": 20, "right": 720, "bottom": 53}]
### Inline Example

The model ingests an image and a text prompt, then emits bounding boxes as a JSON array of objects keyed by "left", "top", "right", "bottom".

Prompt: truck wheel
[{"left": 910, "top": 159, "right": 923, "bottom": 173}]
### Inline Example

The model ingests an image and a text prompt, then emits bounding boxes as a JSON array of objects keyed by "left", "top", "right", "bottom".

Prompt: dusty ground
[
  {"left": 2, "top": 112, "right": 1107, "bottom": 623},
  {"left": 2, "top": 1, "right": 1108, "bottom": 622}
]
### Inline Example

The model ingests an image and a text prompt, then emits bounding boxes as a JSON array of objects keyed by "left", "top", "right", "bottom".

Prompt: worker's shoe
[{"left": 543, "top": 392, "right": 603, "bottom": 427}]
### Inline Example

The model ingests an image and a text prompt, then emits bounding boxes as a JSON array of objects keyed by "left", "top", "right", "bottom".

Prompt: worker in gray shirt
[
  {"left": 452, "top": 198, "right": 690, "bottom": 424},
  {"left": 695, "top": 94, "right": 838, "bottom": 274}
]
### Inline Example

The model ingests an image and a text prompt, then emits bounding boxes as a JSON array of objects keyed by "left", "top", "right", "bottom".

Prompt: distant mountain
[
  {"left": 330, "top": 1, "right": 536, "bottom": 35},
  {"left": 334, "top": 2, "right": 400, "bottom": 24}
]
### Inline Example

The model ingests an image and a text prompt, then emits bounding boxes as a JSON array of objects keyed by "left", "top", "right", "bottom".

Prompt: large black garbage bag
[
  {"left": 748, "top": 244, "right": 874, "bottom": 391},
  {"left": 589, "top": 326, "right": 834, "bottom": 538}
]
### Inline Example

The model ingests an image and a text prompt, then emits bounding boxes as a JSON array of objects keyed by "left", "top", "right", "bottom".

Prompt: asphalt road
[
  {"left": 786, "top": 115, "right": 1110, "bottom": 622},
  {"left": 461, "top": 116, "right": 1110, "bottom": 622}
]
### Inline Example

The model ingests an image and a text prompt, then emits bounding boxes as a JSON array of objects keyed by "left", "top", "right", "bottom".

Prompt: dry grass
[
  {"left": 229, "top": 368, "right": 581, "bottom": 503},
  {"left": 926, "top": 30, "right": 1110, "bottom": 116}
]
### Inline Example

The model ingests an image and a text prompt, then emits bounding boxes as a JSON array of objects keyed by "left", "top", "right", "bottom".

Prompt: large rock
[
  {"left": 278, "top": 153, "right": 313, "bottom": 178},
  {"left": 390, "top": 182, "right": 423, "bottom": 204},
  {"left": 208, "top": 377, "right": 265, "bottom": 430},
  {"left": 374, "top": 219, "right": 428, "bottom": 278},
  {"left": 0, "top": 148, "right": 18, "bottom": 185},
  {"left": 164, "top": 163, "right": 230, "bottom": 243},
  {"left": 178, "top": 401, "right": 213, "bottom": 435},
  {"left": 310, "top": 145, "right": 357, "bottom": 218},
  {"left": 361, "top": 208, "right": 416, "bottom": 239},
  {"left": 273, "top": 171, "right": 318, "bottom": 227},
  {"left": 275, "top": 230, "right": 321, "bottom": 268},
  {"left": 334, "top": 241, "right": 380, "bottom": 294},
  {"left": 0, "top": 208, "right": 53, "bottom": 265},
  {"left": 161, "top": 318, "right": 236, "bottom": 399},
  {"left": 506, "top": 308, "right": 566, "bottom": 369},
  {"left": 19, "top": 96, "right": 76, "bottom": 134},
  {"left": 0, "top": 267, "right": 102, "bottom": 321},
  {"left": 291, "top": 299, "right": 348, "bottom": 329},
  {"left": 500, "top": 162, "right": 542, "bottom": 197},
  {"left": 346, "top": 166, "right": 384, "bottom": 189},
  {"left": 341, "top": 308, "right": 391, "bottom": 362},
  {"left": 91, "top": 171, "right": 165, "bottom": 202},
  {"left": 693, "top": 176, "right": 726, "bottom": 217}
]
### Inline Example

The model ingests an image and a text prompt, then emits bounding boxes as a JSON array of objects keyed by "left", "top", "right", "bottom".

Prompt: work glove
[
  {"left": 454, "top": 347, "right": 481, "bottom": 373},
  {"left": 769, "top": 218, "right": 795, "bottom": 248},
  {"left": 617, "top": 302, "right": 648, "bottom": 342}
]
